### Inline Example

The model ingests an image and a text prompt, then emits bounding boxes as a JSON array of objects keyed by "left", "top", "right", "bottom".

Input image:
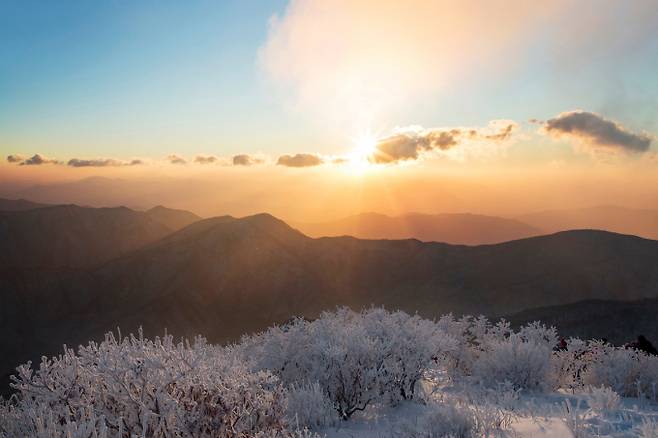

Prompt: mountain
[
  {"left": 3, "top": 213, "right": 658, "bottom": 394},
  {"left": 296, "top": 212, "right": 542, "bottom": 245},
  {"left": 0, "top": 204, "right": 174, "bottom": 268},
  {"left": 505, "top": 298, "right": 658, "bottom": 346},
  {"left": 145, "top": 205, "right": 202, "bottom": 231},
  {"left": 0, "top": 198, "right": 49, "bottom": 212},
  {"left": 517, "top": 205, "right": 658, "bottom": 241}
]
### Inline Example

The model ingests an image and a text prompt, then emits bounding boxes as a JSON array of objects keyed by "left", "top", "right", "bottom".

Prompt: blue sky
[
  {"left": 0, "top": 1, "right": 302, "bottom": 158},
  {"left": 1, "top": 0, "right": 657, "bottom": 163}
]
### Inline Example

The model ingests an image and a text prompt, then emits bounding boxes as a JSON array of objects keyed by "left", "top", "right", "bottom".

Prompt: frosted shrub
[
  {"left": 361, "top": 308, "right": 451, "bottom": 404},
  {"left": 285, "top": 381, "right": 338, "bottom": 430},
  {"left": 472, "top": 333, "right": 554, "bottom": 391},
  {"left": 582, "top": 344, "right": 658, "bottom": 398},
  {"left": 1, "top": 331, "right": 287, "bottom": 437},
  {"left": 583, "top": 385, "right": 620, "bottom": 412},
  {"left": 551, "top": 338, "right": 590, "bottom": 392},
  {"left": 243, "top": 307, "right": 447, "bottom": 419},
  {"left": 437, "top": 317, "right": 557, "bottom": 388}
]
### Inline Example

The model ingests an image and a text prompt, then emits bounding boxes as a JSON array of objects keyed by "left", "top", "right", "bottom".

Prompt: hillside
[
  {"left": 297, "top": 212, "right": 542, "bottom": 244},
  {"left": 518, "top": 205, "right": 658, "bottom": 240},
  {"left": 145, "top": 205, "right": 202, "bottom": 231},
  {"left": 0, "top": 197, "right": 49, "bottom": 212},
  {"left": 0, "top": 205, "right": 174, "bottom": 268},
  {"left": 505, "top": 298, "right": 658, "bottom": 345},
  {"left": 3, "top": 213, "right": 658, "bottom": 393}
]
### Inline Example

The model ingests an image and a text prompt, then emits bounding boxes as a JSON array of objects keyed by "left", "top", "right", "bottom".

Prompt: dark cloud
[
  {"left": 67, "top": 158, "right": 144, "bottom": 167},
  {"left": 19, "top": 154, "right": 60, "bottom": 166},
  {"left": 233, "top": 154, "right": 263, "bottom": 166},
  {"left": 276, "top": 153, "right": 324, "bottom": 167},
  {"left": 7, "top": 154, "right": 25, "bottom": 163},
  {"left": 544, "top": 111, "right": 652, "bottom": 153},
  {"left": 370, "top": 123, "right": 517, "bottom": 164},
  {"left": 167, "top": 155, "right": 186, "bottom": 165}
]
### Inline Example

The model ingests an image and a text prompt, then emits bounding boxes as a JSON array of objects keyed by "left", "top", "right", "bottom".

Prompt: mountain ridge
[{"left": 296, "top": 211, "right": 542, "bottom": 245}]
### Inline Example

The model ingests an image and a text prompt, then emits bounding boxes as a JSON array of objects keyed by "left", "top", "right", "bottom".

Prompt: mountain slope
[
  {"left": 0, "top": 205, "right": 174, "bottom": 268},
  {"left": 517, "top": 205, "right": 658, "bottom": 240},
  {"left": 297, "top": 212, "right": 542, "bottom": 244},
  {"left": 0, "top": 198, "right": 49, "bottom": 212},
  {"left": 505, "top": 298, "right": 658, "bottom": 345},
  {"left": 145, "top": 205, "right": 202, "bottom": 231}
]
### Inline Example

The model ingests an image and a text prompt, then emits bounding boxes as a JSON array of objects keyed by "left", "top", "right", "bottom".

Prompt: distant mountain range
[
  {"left": 296, "top": 212, "right": 542, "bottom": 245},
  {"left": 0, "top": 202, "right": 199, "bottom": 268},
  {"left": 1, "top": 199, "right": 658, "bottom": 394},
  {"left": 517, "top": 205, "right": 658, "bottom": 241}
]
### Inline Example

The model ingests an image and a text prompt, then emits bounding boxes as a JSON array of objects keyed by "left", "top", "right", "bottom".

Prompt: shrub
[
  {"left": 583, "top": 385, "right": 620, "bottom": 412},
  {"left": 1, "top": 331, "right": 287, "bottom": 437},
  {"left": 243, "top": 307, "right": 447, "bottom": 419},
  {"left": 472, "top": 334, "right": 554, "bottom": 391},
  {"left": 285, "top": 381, "right": 338, "bottom": 430},
  {"left": 580, "top": 343, "right": 658, "bottom": 398}
]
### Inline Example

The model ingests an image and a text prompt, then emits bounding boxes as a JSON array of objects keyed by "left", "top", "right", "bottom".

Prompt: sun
[{"left": 347, "top": 133, "right": 378, "bottom": 173}]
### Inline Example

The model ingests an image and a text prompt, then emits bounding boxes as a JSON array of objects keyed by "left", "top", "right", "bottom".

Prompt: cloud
[
  {"left": 19, "top": 154, "right": 60, "bottom": 166},
  {"left": 370, "top": 121, "right": 518, "bottom": 164},
  {"left": 543, "top": 111, "right": 652, "bottom": 153},
  {"left": 67, "top": 158, "right": 144, "bottom": 167},
  {"left": 7, "top": 154, "right": 25, "bottom": 163},
  {"left": 233, "top": 154, "right": 264, "bottom": 166},
  {"left": 167, "top": 154, "right": 187, "bottom": 165},
  {"left": 259, "top": 1, "right": 561, "bottom": 128},
  {"left": 194, "top": 155, "right": 219, "bottom": 164},
  {"left": 276, "top": 153, "right": 324, "bottom": 167}
]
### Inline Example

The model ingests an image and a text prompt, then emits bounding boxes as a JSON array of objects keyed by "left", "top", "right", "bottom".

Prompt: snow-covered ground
[{"left": 320, "top": 373, "right": 658, "bottom": 437}]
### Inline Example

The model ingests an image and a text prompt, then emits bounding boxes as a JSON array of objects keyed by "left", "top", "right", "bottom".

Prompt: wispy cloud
[
  {"left": 370, "top": 121, "right": 518, "bottom": 164},
  {"left": 543, "top": 111, "right": 652, "bottom": 153},
  {"left": 67, "top": 158, "right": 143, "bottom": 167},
  {"left": 18, "top": 154, "right": 60, "bottom": 166},
  {"left": 167, "top": 154, "right": 187, "bottom": 165},
  {"left": 233, "top": 154, "right": 264, "bottom": 166},
  {"left": 194, "top": 155, "right": 219, "bottom": 164},
  {"left": 6, "top": 154, "right": 25, "bottom": 163},
  {"left": 276, "top": 153, "right": 324, "bottom": 167}
]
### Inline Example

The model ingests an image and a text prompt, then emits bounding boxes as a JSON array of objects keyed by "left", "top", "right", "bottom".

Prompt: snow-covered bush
[
  {"left": 550, "top": 338, "right": 590, "bottom": 392},
  {"left": 1, "top": 331, "right": 288, "bottom": 437},
  {"left": 583, "top": 385, "right": 620, "bottom": 412},
  {"left": 243, "top": 307, "right": 446, "bottom": 419},
  {"left": 580, "top": 342, "right": 658, "bottom": 397},
  {"left": 438, "top": 317, "right": 556, "bottom": 391},
  {"left": 285, "top": 381, "right": 338, "bottom": 430},
  {"left": 472, "top": 333, "right": 555, "bottom": 391}
]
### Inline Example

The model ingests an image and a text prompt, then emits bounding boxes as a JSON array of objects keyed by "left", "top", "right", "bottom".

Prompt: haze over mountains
[
  {"left": 297, "top": 212, "right": 542, "bottom": 245},
  {"left": 0, "top": 202, "right": 200, "bottom": 268},
  {"left": 2, "top": 198, "right": 658, "bottom": 394},
  {"left": 517, "top": 205, "right": 658, "bottom": 241}
]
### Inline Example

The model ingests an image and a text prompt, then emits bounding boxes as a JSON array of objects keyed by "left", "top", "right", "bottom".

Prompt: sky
[{"left": 1, "top": 1, "right": 658, "bottom": 219}]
